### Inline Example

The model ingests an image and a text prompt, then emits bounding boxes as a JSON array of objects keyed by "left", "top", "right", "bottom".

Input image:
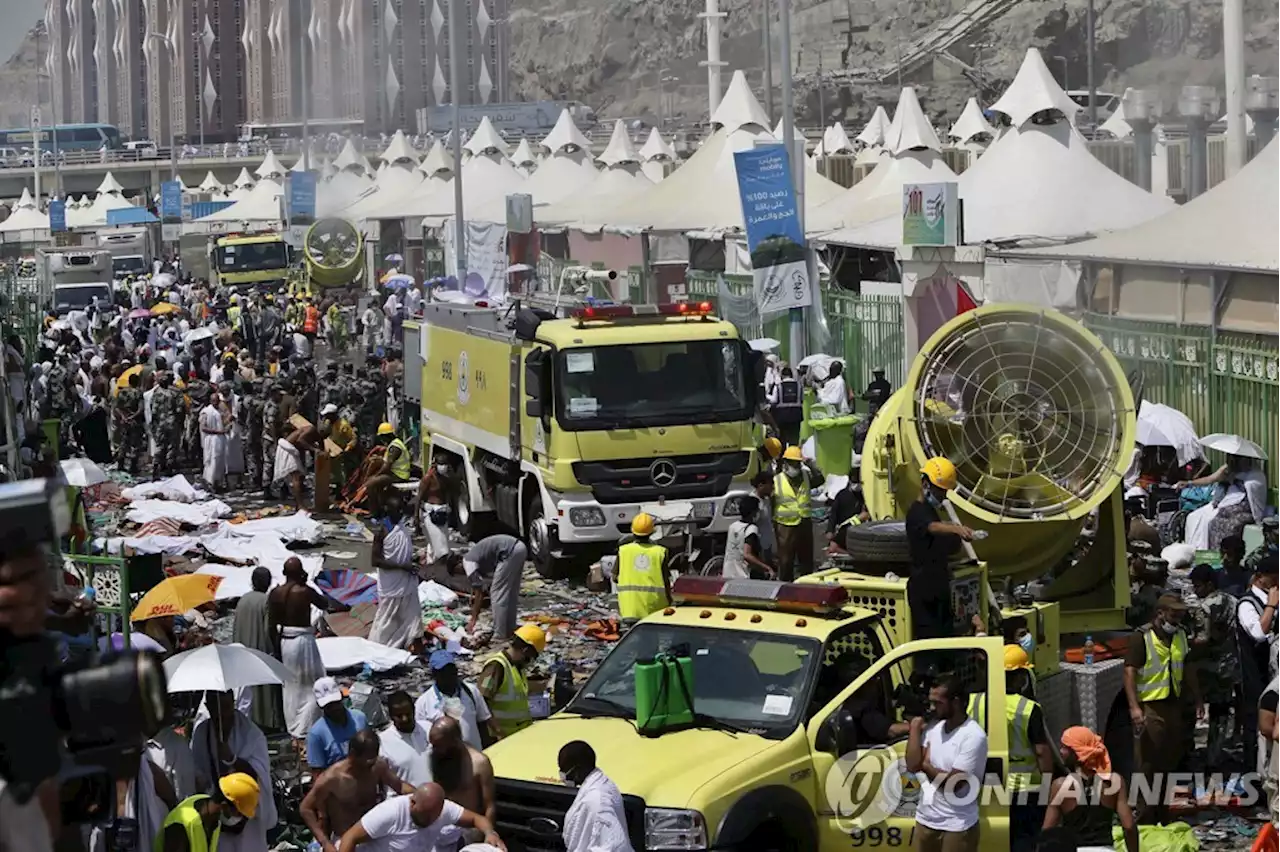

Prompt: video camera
[{"left": 0, "top": 479, "right": 169, "bottom": 823}]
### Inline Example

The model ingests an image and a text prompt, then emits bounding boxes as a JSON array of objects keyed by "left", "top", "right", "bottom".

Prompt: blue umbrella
[
  {"left": 382, "top": 273, "right": 415, "bottom": 290},
  {"left": 315, "top": 568, "right": 378, "bottom": 607}
]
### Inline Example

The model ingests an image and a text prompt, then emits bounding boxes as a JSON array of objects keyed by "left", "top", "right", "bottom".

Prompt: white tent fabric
[
  {"left": 198, "top": 171, "right": 225, "bottom": 193},
  {"left": 949, "top": 97, "right": 995, "bottom": 143},
  {"left": 318, "top": 170, "right": 374, "bottom": 216},
  {"left": 468, "top": 117, "right": 510, "bottom": 157},
  {"left": 598, "top": 70, "right": 844, "bottom": 234},
  {"left": 340, "top": 133, "right": 423, "bottom": 219},
  {"left": 856, "top": 106, "right": 892, "bottom": 146},
  {"left": 0, "top": 188, "right": 50, "bottom": 237},
  {"left": 541, "top": 109, "right": 592, "bottom": 154},
  {"left": 597, "top": 120, "right": 640, "bottom": 167},
  {"left": 510, "top": 138, "right": 538, "bottom": 175},
  {"left": 537, "top": 125, "right": 651, "bottom": 227},
  {"left": 331, "top": 139, "right": 371, "bottom": 175},
  {"left": 379, "top": 130, "right": 419, "bottom": 167},
  {"left": 405, "top": 119, "right": 524, "bottom": 225},
  {"left": 198, "top": 178, "right": 284, "bottom": 224},
  {"left": 1010, "top": 137, "right": 1278, "bottom": 273},
  {"left": 363, "top": 141, "right": 456, "bottom": 221},
  {"left": 639, "top": 127, "right": 677, "bottom": 162},
  {"left": 232, "top": 168, "right": 255, "bottom": 188},
  {"left": 79, "top": 179, "right": 135, "bottom": 227},
  {"left": 96, "top": 172, "right": 125, "bottom": 194},
  {"left": 1098, "top": 88, "right": 1137, "bottom": 138},
  {"left": 819, "top": 118, "right": 1172, "bottom": 248},
  {"left": 885, "top": 87, "right": 944, "bottom": 153},
  {"left": 255, "top": 151, "right": 286, "bottom": 179},
  {"left": 990, "top": 49, "right": 1081, "bottom": 128},
  {"left": 818, "top": 122, "right": 855, "bottom": 155},
  {"left": 500, "top": 112, "right": 600, "bottom": 220}
]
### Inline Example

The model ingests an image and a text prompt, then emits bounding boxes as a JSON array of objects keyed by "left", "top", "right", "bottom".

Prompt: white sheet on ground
[
  {"left": 198, "top": 527, "right": 308, "bottom": 567},
  {"left": 195, "top": 559, "right": 325, "bottom": 601},
  {"left": 95, "top": 535, "right": 200, "bottom": 556},
  {"left": 316, "top": 636, "right": 417, "bottom": 672},
  {"left": 215, "top": 512, "right": 324, "bottom": 544},
  {"left": 418, "top": 580, "right": 458, "bottom": 607},
  {"left": 126, "top": 498, "right": 233, "bottom": 526},
  {"left": 121, "top": 475, "right": 209, "bottom": 503}
]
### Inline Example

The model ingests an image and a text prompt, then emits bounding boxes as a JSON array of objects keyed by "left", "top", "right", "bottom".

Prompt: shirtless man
[
  {"left": 300, "top": 729, "right": 414, "bottom": 852},
  {"left": 428, "top": 717, "right": 496, "bottom": 849},
  {"left": 269, "top": 557, "right": 343, "bottom": 737},
  {"left": 274, "top": 421, "right": 321, "bottom": 510},
  {"left": 415, "top": 454, "right": 455, "bottom": 563}
]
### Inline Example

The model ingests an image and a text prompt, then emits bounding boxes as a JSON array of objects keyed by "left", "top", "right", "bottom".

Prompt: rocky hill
[{"left": 0, "top": 22, "right": 50, "bottom": 130}]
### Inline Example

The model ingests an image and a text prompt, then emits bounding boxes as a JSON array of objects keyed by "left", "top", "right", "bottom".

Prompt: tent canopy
[
  {"left": 0, "top": 188, "right": 50, "bottom": 234},
  {"left": 639, "top": 127, "right": 676, "bottom": 162},
  {"left": 199, "top": 178, "right": 283, "bottom": 223},
  {"left": 856, "top": 105, "right": 891, "bottom": 147},
  {"left": 949, "top": 97, "right": 995, "bottom": 143}
]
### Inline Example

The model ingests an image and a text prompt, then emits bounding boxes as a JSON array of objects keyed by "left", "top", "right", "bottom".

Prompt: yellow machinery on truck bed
[{"left": 420, "top": 300, "right": 761, "bottom": 576}]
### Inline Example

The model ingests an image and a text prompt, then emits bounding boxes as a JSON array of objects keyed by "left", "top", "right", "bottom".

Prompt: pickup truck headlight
[
  {"left": 645, "top": 808, "right": 708, "bottom": 850},
  {"left": 722, "top": 496, "right": 741, "bottom": 518},
  {"left": 568, "top": 507, "right": 607, "bottom": 527}
]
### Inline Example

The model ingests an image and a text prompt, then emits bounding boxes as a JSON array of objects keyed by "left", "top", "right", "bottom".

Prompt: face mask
[
  {"left": 1018, "top": 634, "right": 1035, "bottom": 656},
  {"left": 220, "top": 814, "right": 245, "bottom": 829},
  {"left": 784, "top": 464, "right": 802, "bottom": 478},
  {"left": 1159, "top": 620, "right": 1179, "bottom": 636},
  {"left": 559, "top": 771, "right": 575, "bottom": 787},
  {"left": 435, "top": 464, "right": 450, "bottom": 475},
  {"left": 925, "top": 490, "right": 942, "bottom": 508}
]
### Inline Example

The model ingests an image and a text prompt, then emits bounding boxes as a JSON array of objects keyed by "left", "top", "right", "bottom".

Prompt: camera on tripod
[{"left": 0, "top": 479, "right": 170, "bottom": 823}]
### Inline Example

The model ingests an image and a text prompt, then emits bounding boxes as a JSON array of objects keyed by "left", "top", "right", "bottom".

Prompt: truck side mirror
[
  {"left": 742, "top": 342, "right": 764, "bottom": 410},
  {"left": 524, "top": 349, "right": 550, "bottom": 418}
]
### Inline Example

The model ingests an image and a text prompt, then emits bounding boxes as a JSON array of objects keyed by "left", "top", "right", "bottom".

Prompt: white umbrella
[
  {"left": 1199, "top": 433, "right": 1268, "bottom": 460},
  {"left": 163, "top": 642, "right": 290, "bottom": 693},
  {"left": 183, "top": 326, "right": 218, "bottom": 344},
  {"left": 1136, "top": 401, "right": 1202, "bottom": 466},
  {"left": 748, "top": 337, "right": 780, "bottom": 352},
  {"left": 798, "top": 353, "right": 841, "bottom": 382},
  {"left": 59, "top": 457, "right": 109, "bottom": 487}
]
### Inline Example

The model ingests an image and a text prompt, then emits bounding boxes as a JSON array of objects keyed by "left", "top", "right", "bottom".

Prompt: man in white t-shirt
[
  {"left": 337, "top": 782, "right": 503, "bottom": 852},
  {"left": 905, "top": 676, "right": 988, "bottom": 851},
  {"left": 379, "top": 691, "right": 432, "bottom": 787},
  {"left": 415, "top": 650, "right": 497, "bottom": 750}
]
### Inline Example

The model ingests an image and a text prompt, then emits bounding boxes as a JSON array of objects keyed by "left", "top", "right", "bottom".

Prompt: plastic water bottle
[{"left": 1083, "top": 635, "right": 1095, "bottom": 667}]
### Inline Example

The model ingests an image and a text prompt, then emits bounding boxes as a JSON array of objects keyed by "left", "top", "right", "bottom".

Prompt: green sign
[{"left": 902, "top": 182, "right": 960, "bottom": 247}]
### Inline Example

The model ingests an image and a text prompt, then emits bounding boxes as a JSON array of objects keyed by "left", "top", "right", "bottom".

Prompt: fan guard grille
[
  {"left": 304, "top": 219, "right": 362, "bottom": 269},
  {"left": 912, "top": 310, "right": 1133, "bottom": 519}
]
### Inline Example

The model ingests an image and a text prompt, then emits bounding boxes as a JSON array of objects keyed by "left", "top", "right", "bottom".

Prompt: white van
[{"left": 123, "top": 140, "right": 160, "bottom": 158}]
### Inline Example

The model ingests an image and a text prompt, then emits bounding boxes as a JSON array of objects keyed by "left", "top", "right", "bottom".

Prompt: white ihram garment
[
  {"left": 273, "top": 438, "right": 303, "bottom": 483},
  {"left": 368, "top": 523, "right": 421, "bottom": 649},
  {"left": 200, "top": 404, "right": 227, "bottom": 487},
  {"left": 280, "top": 625, "right": 325, "bottom": 737},
  {"left": 563, "top": 769, "right": 635, "bottom": 852}
]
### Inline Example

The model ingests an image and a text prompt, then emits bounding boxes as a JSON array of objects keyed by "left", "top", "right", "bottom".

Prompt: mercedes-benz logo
[{"left": 649, "top": 458, "right": 678, "bottom": 488}]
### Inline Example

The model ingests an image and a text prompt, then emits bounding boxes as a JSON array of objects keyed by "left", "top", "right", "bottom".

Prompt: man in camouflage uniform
[
  {"left": 44, "top": 354, "right": 78, "bottom": 452},
  {"left": 1188, "top": 562, "right": 1239, "bottom": 767},
  {"left": 354, "top": 368, "right": 384, "bottom": 455},
  {"left": 151, "top": 372, "right": 184, "bottom": 477},
  {"left": 1246, "top": 517, "right": 1279, "bottom": 574},
  {"left": 261, "top": 381, "right": 284, "bottom": 496},
  {"left": 240, "top": 378, "right": 266, "bottom": 490},
  {"left": 320, "top": 363, "right": 343, "bottom": 411},
  {"left": 113, "top": 372, "right": 146, "bottom": 474},
  {"left": 183, "top": 371, "right": 212, "bottom": 466}
]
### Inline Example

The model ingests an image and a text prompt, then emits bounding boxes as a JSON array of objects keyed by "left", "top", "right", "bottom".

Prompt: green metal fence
[{"left": 1083, "top": 312, "right": 1280, "bottom": 495}]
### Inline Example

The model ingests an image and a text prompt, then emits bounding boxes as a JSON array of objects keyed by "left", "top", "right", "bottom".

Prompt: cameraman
[{"left": 0, "top": 542, "right": 60, "bottom": 852}]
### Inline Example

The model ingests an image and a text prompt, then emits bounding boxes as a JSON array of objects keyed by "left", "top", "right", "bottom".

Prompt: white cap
[
  {"left": 313, "top": 676, "right": 343, "bottom": 707},
  {"left": 321, "top": 403, "right": 339, "bottom": 416}
]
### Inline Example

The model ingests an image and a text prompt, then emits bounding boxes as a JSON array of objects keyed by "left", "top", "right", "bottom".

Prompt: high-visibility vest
[
  {"left": 1006, "top": 694, "right": 1043, "bottom": 791},
  {"left": 967, "top": 693, "right": 986, "bottom": 729},
  {"left": 616, "top": 541, "right": 668, "bottom": 621},
  {"left": 303, "top": 305, "right": 320, "bottom": 333},
  {"left": 388, "top": 438, "right": 411, "bottom": 480},
  {"left": 154, "top": 795, "right": 220, "bottom": 852},
  {"left": 773, "top": 471, "right": 811, "bottom": 526},
  {"left": 488, "top": 652, "right": 532, "bottom": 736},
  {"left": 227, "top": 304, "right": 241, "bottom": 330},
  {"left": 1136, "top": 625, "right": 1188, "bottom": 702}
]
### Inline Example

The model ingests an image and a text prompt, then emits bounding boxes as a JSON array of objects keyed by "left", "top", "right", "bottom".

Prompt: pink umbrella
[{"left": 128, "top": 308, "right": 152, "bottom": 319}]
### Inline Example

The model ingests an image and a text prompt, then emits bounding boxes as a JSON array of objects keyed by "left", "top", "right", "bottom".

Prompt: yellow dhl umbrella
[
  {"left": 115, "top": 364, "right": 145, "bottom": 390},
  {"left": 131, "top": 574, "right": 223, "bottom": 621},
  {"left": 150, "top": 302, "right": 181, "bottom": 316}
]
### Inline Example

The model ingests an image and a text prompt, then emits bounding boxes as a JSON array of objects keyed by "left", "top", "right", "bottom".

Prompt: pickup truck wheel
[
  {"left": 843, "top": 520, "right": 912, "bottom": 564},
  {"left": 747, "top": 821, "right": 803, "bottom": 852},
  {"left": 524, "top": 501, "right": 568, "bottom": 580}
]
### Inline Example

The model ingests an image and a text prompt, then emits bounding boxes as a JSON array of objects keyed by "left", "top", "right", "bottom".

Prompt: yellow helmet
[
  {"left": 763, "top": 437, "right": 782, "bottom": 459},
  {"left": 782, "top": 445, "right": 804, "bottom": 462},
  {"left": 922, "top": 456, "right": 958, "bottom": 491},
  {"left": 218, "top": 772, "right": 260, "bottom": 819},
  {"left": 377, "top": 422, "right": 395, "bottom": 436},
  {"left": 514, "top": 623, "right": 547, "bottom": 654},
  {"left": 631, "top": 513, "right": 655, "bottom": 536},
  {"left": 1003, "top": 644, "right": 1033, "bottom": 670}
]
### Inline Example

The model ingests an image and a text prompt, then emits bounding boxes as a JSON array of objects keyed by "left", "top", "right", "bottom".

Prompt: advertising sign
[
  {"left": 286, "top": 171, "right": 318, "bottom": 247},
  {"left": 733, "top": 144, "right": 812, "bottom": 313},
  {"left": 48, "top": 199, "right": 66, "bottom": 232},
  {"left": 160, "top": 180, "right": 183, "bottom": 240},
  {"left": 901, "top": 182, "right": 960, "bottom": 247}
]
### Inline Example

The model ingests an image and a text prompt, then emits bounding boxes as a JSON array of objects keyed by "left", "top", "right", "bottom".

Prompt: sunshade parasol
[
  {"left": 315, "top": 567, "right": 379, "bottom": 607},
  {"left": 748, "top": 338, "right": 780, "bottom": 352},
  {"left": 131, "top": 574, "right": 223, "bottom": 621},
  {"left": 128, "top": 308, "right": 152, "bottom": 319},
  {"left": 163, "top": 642, "right": 290, "bottom": 693},
  {"left": 183, "top": 326, "right": 217, "bottom": 344},
  {"left": 150, "top": 302, "right": 181, "bottom": 316},
  {"left": 1199, "top": 433, "right": 1268, "bottom": 460},
  {"left": 115, "top": 364, "right": 145, "bottom": 389},
  {"left": 59, "top": 458, "right": 109, "bottom": 488},
  {"left": 1136, "top": 401, "right": 1202, "bottom": 466},
  {"left": 382, "top": 274, "right": 414, "bottom": 290}
]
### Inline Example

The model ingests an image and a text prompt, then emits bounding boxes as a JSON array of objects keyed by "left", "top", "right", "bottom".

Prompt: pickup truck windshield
[
  {"left": 216, "top": 241, "right": 289, "bottom": 273},
  {"left": 556, "top": 339, "right": 750, "bottom": 430},
  {"left": 566, "top": 623, "right": 820, "bottom": 738}
]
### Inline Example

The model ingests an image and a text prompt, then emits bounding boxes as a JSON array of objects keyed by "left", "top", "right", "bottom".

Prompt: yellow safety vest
[
  {"left": 773, "top": 471, "right": 811, "bottom": 526},
  {"left": 227, "top": 304, "right": 242, "bottom": 331},
  {"left": 967, "top": 693, "right": 986, "bottom": 729},
  {"left": 154, "top": 795, "right": 220, "bottom": 852},
  {"left": 616, "top": 541, "right": 668, "bottom": 621},
  {"left": 488, "top": 652, "right": 532, "bottom": 736},
  {"left": 1136, "top": 626, "right": 1188, "bottom": 702},
  {"left": 388, "top": 438, "right": 411, "bottom": 480},
  {"left": 1006, "top": 694, "right": 1043, "bottom": 791}
]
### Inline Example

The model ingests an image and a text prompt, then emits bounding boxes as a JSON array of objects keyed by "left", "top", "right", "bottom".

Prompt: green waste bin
[{"left": 808, "top": 414, "right": 857, "bottom": 476}]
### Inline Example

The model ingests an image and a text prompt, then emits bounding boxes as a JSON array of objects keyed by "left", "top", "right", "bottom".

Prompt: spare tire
[{"left": 843, "top": 521, "right": 912, "bottom": 564}]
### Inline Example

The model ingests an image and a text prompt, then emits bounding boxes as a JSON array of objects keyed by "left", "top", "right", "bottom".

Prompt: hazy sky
[{"left": 1, "top": 0, "right": 43, "bottom": 65}]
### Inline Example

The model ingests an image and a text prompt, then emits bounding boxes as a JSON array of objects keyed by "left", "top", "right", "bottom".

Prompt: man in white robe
[
  {"left": 200, "top": 393, "right": 229, "bottom": 490},
  {"left": 191, "top": 690, "right": 278, "bottom": 852},
  {"left": 558, "top": 740, "right": 634, "bottom": 852}
]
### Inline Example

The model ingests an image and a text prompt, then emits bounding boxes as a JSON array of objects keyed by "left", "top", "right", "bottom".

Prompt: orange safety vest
[{"left": 303, "top": 305, "right": 320, "bottom": 334}]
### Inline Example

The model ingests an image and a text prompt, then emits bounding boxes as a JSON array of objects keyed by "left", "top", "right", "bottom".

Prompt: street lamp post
[
  {"left": 146, "top": 32, "right": 178, "bottom": 180},
  {"left": 448, "top": 0, "right": 466, "bottom": 287},
  {"left": 1085, "top": 0, "right": 1097, "bottom": 129},
  {"left": 779, "top": 0, "right": 806, "bottom": 361}
]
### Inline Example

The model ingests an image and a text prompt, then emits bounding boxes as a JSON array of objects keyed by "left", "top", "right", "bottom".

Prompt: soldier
[
  {"left": 151, "top": 371, "right": 184, "bottom": 477},
  {"left": 184, "top": 370, "right": 212, "bottom": 466},
  {"left": 353, "top": 368, "right": 382, "bottom": 455},
  {"left": 240, "top": 378, "right": 267, "bottom": 491},
  {"left": 45, "top": 353, "right": 78, "bottom": 452},
  {"left": 114, "top": 372, "right": 147, "bottom": 474},
  {"left": 262, "top": 381, "right": 284, "bottom": 497},
  {"left": 320, "top": 363, "right": 343, "bottom": 410},
  {"left": 1188, "top": 563, "right": 1239, "bottom": 767},
  {"left": 1246, "top": 517, "right": 1279, "bottom": 574}
]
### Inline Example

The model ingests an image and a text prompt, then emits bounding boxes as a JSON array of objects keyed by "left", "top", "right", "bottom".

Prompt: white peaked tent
[
  {"left": 0, "top": 188, "right": 50, "bottom": 239},
  {"left": 321, "top": 140, "right": 375, "bottom": 215},
  {"left": 817, "top": 122, "right": 855, "bottom": 156},
  {"left": 332, "top": 139, "right": 371, "bottom": 176},
  {"left": 198, "top": 171, "right": 225, "bottom": 194},
  {"left": 511, "top": 110, "right": 600, "bottom": 216},
  {"left": 65, "top": 195, "right": 88, "bottom": 228},
  {"left": 362, "top": 140, "right": 455, "bottom": 221},
  {"left": 228, "top": 168, "right": 256, "bottom": 201},
  {"left": 856, "top": 106, "right": 891, "bottom": 147},
  {"left": 510, "top": 138, "right": 538, "bottom": 175},
  {"left": 949, "top": 98, "right": 996, "bottom": 144},
  {"left": 255, "top": 151, "right": 287, "bottom": 180},
  {"left": 638, "top": 127, "right": 677, "bottom": 183},
  {"left": 404, "top": 117, "right": 524, "bottom": 225},
  {"left": 80, "top": 172, "right": 134, "bottom": 227},
  {"left": 200, "top": 156, "right": 285, "bottom": 224},
  {"left": 1014, "top": 137, "right": 1278, "bottom": 273},
  {"left": 811, "top": 88, "right": 957, "bottom": 231},
  {"left": 342, "top": 131, "right": 425, "bottom": 219},
  {"left": 600, "top": 70, "right": 845, "bottom": 234},
  {"left": 1099, "top": 88, "right": 1136, "bottom": 138},
  {"left": 821, "top": 51, "right": 1173, "bottom": 248},
  {"left": 379, "top": 130, "right": 419, "bottom": 169},
  {"left": 538, "top": 120, "right": 654, "bottom": 227}
]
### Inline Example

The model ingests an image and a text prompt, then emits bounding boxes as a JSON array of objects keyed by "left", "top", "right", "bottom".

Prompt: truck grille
[
  {"left": 495, "top": 778, "right": 647, "bottom": 852},
  {"left": 573, "top": 452, "right": 750, "bottom": 504}
]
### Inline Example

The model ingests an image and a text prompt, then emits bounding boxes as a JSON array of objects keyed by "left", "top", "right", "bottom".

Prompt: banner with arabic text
[{"left": 733, "top": 145, "right": 812, "bottom": 313}]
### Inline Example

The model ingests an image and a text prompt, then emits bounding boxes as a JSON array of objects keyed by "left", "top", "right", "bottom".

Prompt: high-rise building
[{"left": 44, "top": 0, "right": 510, "bottom": 139}]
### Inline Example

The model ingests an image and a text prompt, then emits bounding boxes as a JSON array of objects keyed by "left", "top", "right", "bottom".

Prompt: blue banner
[
  {"left": 48, "top": 199, "right": 66, "bottom": 232},
  {"left": 733, "top": 144, "right": 812, "bottom": 313},
  {"left": 159, "top": 180, "right": 183, "bottom": 224},
  {"left": 286, "top": 171, "right": 317, "bottom": 226}
]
